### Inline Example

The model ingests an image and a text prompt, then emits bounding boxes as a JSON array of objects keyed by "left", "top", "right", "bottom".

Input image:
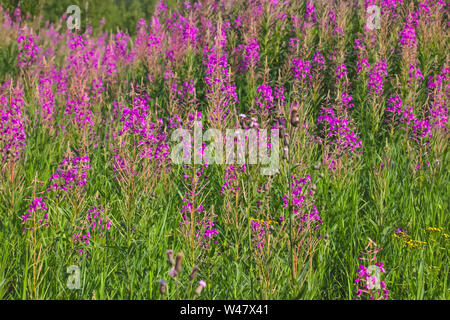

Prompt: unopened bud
[
  {"left": 166, "top": 249, "right": 175, "bottom": 266},
  {"left": 189, "top": 265, "right": 199, "bottom": 280},
  {"left": 175, "top": 252, "right": 183, "bottom": 274},
  {"left": 290, "top": 108, "right": 299, "bottom": 127},
  {"left": 194, "top": 280, "right": 206, "bottom": 296},
  {"left": 159, "top": 280, "right": 167, "bottom": 295},
  {"left": 283, "top": 133, "right": 289, "bottom": 145},
  {"left": 283, "top": 146, "right": 289, "bottom": 159},
  {"left": 169, "top": 267, "right": 177, "bottom": 278}
]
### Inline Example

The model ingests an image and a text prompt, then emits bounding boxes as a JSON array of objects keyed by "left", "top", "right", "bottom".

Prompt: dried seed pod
[
  {"left": 5, "top": 149, "right": 15, "bottom": 163},
  {"left": 280, "top": 125, "right": 286, "bottom": 138},
  {"left": 175, "top": 252, "right": 183, "bottom": 274},
  {"left": 313, "top": 162, "right": 321, "bottom": 170},
  {"left": 283, "top": 146, "right": 289, "bottom": 159},
  {"left": 290, "top": 107, "right": 299, "bottom": 127},
  {"left": 283, "top": 133, "right": 289, "bottom": 145},
  {"left": 189, "top": 265, "right": 199, "bottom": 280},
  {"left": 239, "top": 114, "right": 247, "bottom": 127},
  {"left": 166, "top": 249, "right": 175, "bottom": 266}
]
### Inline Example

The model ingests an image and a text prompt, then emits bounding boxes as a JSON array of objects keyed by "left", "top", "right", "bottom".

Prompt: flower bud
[
  {"left": 159, "top": 280, "right": 167, "bottom": 295},
  {"left": 166, "top": 249, "right": 175, "bottom": 266},
  {"left": 189, "top": 265, "right": 199, "bottom": 280},
  {"left": 283, "top": 133, "right": 289, "bottom": 145},
  {"left": 283, "top": 146, "right": 289, "bottom": 159},
  {"left": 175, "top": 252, "right": 183, "bottom": 274},
  {"left": 169, "top": 267, "right": 177, "bottom": 278},
  {"left": 194, "top": 280, "right": 206, "bottom": 296},
  {"left": 290, "top": 108, "right": 299, "bottom": 127}
]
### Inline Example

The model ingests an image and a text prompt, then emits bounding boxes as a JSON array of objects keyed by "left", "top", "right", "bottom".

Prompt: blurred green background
[{"left": 0, "top": 0, "right": 177, "bottom": 34}]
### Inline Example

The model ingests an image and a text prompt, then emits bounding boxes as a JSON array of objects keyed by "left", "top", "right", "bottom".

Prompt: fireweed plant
[
  {"left": 354, "top": 238, "right": 389, "bottom": 300},
  {"left": 0, "top": 1, "right": 448, "bottom": 300}
]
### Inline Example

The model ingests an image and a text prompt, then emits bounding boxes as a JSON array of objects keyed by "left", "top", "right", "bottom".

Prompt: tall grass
[{"left": 0, "top": 0, "right": 448, "bottom": 300}]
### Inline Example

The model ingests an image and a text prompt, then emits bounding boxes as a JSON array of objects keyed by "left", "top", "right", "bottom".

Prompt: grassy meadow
[{"left": 0, "top": 0, "right": 448, "bottom": 300}]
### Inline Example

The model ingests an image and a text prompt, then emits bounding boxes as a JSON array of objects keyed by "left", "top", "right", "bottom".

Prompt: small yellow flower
[
  {"left": 250, "top": 217, "right": 278, "bottom": 225},
  {"left": 429, "top": 265, "right": 440, "bottom": 271}
]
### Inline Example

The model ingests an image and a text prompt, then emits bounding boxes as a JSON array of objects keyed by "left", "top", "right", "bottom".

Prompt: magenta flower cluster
[
  {"left": 239, "top": 38, "right": 260, "bottom": 71},
  {"left": 17, "top": 33, "right": 40, "bottom": 68},
  {"left": 221, "top": 164, "right": 246, "bottom": 194},
  {"left": 317, "top": 107, "right": 363, "bottom": 156},
  {"left": 21, "top": 197, "right": 49, "bottom": 231},
  {"left": 115, "top": 95, "right": 171, "bottom": 169},
  {"left": 386, "top": 96, "right": 434, "bottom": 148},
  {"left": 73, "top": 205, "right": 111, "bottom": 255},
  {"left": 292, "top": 58, "right": 311, "bottom": 85},
  {"left": 37, "top": 77, "right": 55, "bottom": 123},
  {"left": 250, "top": 219, "right": 267, "bottom": 250},
  {"left": 358, "top": 59, "right": 388, "bottom": 96},
  {"left": 48, "top": 155, "right": 91, "bottom": 192},
  {"left": 399, "top": 10, "right": 419, "bottom": 48},
  {"left": 203, "top": 38, "right": 239, "bottom": 122},
  {"left": 282, "top": 174, "right": 322, "bottom": 229},
  {"left": 0, "top": 83, "right": 25, "bottom": 163},
  {"left": 195, "top": 217, "right": 219, "bottom": 247},
  {"left": 408, "top": 62, "right": 424, "bottom": 87},
  {"left": 355, "top": 262, "right": 389, "bottom": 300}
]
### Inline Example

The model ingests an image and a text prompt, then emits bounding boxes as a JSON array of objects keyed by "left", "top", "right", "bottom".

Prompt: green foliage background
[{"left": 0, "top": 0, "right": 176, "bottom": 34}]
